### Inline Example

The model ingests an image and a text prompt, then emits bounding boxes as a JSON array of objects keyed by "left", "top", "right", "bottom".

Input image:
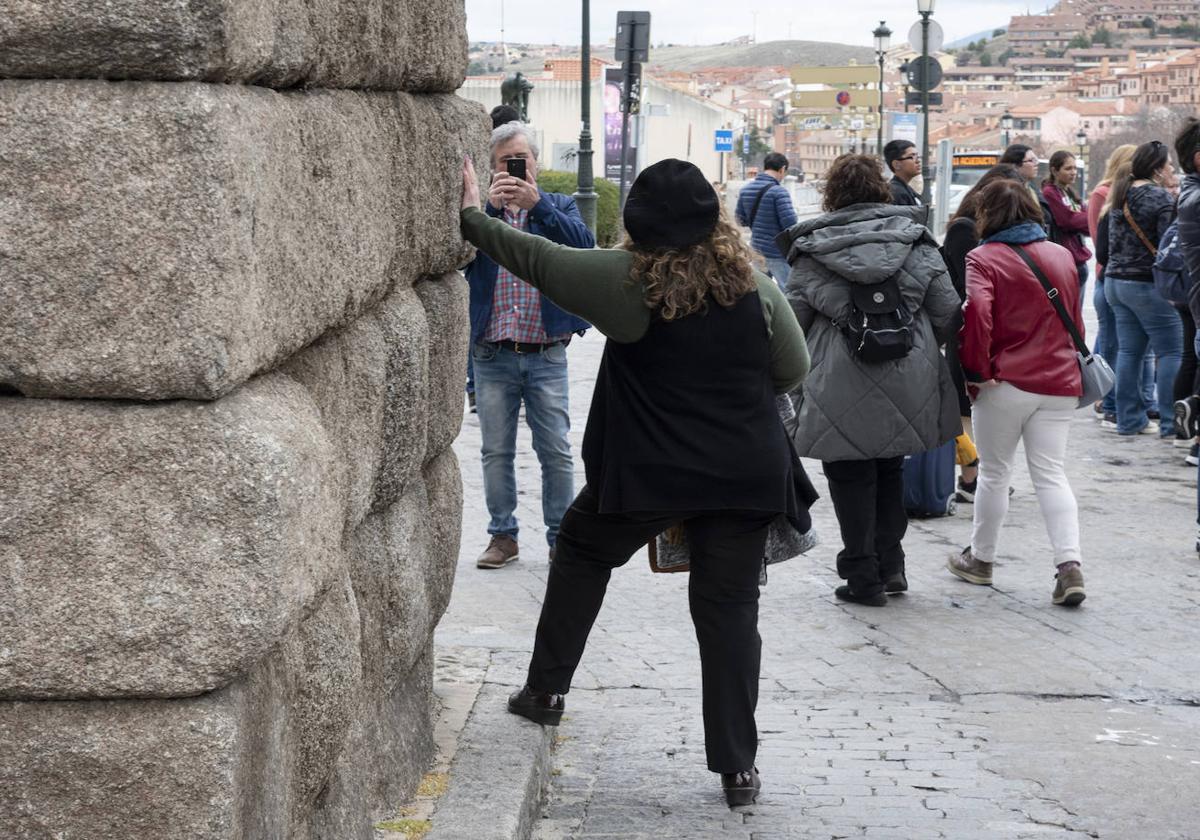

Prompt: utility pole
[
  {"left": 574, "top": 0, "right": 597, "bottom": 234},
  {"left": 918, "top": 1, "right": 934, "bottom": 205},
  {"left": 615, "top": 12, "right": 650, "bottom": 209}
]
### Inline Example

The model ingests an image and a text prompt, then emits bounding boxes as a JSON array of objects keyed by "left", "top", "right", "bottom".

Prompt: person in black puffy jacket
[{"left": 1174, "top": 118, "right": 1200, "bottom": 552}]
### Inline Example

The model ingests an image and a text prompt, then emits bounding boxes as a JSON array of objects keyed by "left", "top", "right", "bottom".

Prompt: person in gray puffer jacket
[{"left": 776, "top": 153, "right": 962, "bottom": 607}]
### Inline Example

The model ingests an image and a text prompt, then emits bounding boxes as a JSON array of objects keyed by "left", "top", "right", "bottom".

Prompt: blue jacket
[
  {"left": 736, "top": 174, "right": 797, "bottom": 260},
  {"left": 465, "top": 190, "right": 595, "bottom": 343}
]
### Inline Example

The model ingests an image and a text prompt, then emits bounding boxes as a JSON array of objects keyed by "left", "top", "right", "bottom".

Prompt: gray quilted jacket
[{"left": 776, "top": 203, "right": 962, "bottom": 462}]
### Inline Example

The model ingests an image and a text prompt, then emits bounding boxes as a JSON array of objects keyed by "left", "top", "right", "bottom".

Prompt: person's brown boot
[
  {"left": 947, "top": 546, "right": 993, "bottom": 585},
  {"left": 1052, "top": 565, "right": 1086, "bottom": 606},
  {"left": 476, "top": 534, "right": 519, "bottom": 569}
]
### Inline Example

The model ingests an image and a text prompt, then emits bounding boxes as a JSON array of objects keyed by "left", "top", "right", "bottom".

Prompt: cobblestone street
[{"left": 437, "top": 314, "right": 1200, "bottom": 839}]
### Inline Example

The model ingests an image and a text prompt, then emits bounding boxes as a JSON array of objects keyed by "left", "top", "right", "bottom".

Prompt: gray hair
[{"left": 490, "top": 121, "right": 539, "bottom": 161}]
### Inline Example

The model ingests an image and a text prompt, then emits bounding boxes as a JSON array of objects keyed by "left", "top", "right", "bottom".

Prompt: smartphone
[{"left": 506, "top": 158, "right": 527, "bottom": 181}]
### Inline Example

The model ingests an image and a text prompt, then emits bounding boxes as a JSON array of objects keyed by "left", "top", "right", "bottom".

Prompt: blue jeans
[
  {"left": 765, "top": 257, "right": 790, "bottom": 291},
  {"left": 1092, "top": 278, "right": 1151, "bottom": 412},
  {"left": 1105, "top": 278, "right": 1183, "bottom": 436},
  {"left": 472, "top": 341, "right": 574, "bottom": 546}
]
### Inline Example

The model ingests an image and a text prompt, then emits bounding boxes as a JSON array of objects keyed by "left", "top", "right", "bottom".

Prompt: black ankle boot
[
  {"left": 507, "top": 685, "right": 565, "bottom": 725},
  {"left": 721, "top": 767, "right": 761, "bottom": 807}
]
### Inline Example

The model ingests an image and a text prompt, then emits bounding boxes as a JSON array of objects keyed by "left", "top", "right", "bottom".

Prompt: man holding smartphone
[{"left": 464, "top": 121, "right": 595, "bottom": 570}]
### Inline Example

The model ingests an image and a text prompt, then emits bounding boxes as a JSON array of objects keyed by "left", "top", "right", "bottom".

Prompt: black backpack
[{"left": 838, "top": 275, "right": 915, "bottom": 363}]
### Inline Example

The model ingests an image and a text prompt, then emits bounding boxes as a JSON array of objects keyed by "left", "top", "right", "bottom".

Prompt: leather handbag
[{"left": 1006, "top": 244, "right": 1115, "bottom": 408}]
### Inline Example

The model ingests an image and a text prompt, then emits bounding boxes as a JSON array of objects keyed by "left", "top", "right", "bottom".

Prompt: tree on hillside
[
  {"left": 1142, "top": 15, "right": 1156, "bottom": 35},
  {"left": 980, "top": 51, "right": 993, "bottom": 66},
  {"left": 1068, "top": 33, "right": 1092, "bottom": 49},
  {"left": 993, "top": 28, "right": 1006, "bottom": 37},
  {"left": 1093, "top": 26, "right": 1114, "bottom": 46},
  {"left": 957, "top": 51, "right": 973, "bottom": 66}
]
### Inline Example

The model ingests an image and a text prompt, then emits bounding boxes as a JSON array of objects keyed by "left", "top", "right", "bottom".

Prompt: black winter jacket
[
  {"left": 1105, "top": 183, "right": 1175, "bottom": 281},
  {"left": 1180, "top": 174, "right": 1200, "bottom": 328}
]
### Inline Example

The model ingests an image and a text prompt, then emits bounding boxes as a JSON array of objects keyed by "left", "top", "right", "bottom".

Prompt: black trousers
[
  {"left": 526, "top": 485, "right": 774, "bottom": 773},
  {"left": 1175, "top": 304, "right": 1199, "bottom": 403},
  {"left": 822, "top": 457, "right": 908, "bottom": 595}
]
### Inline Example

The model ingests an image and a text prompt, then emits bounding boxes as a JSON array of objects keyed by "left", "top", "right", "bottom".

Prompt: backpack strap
[
  {"left": 1005, "top": 243, "right": 1090, "bottom": 357},
  {"left": 747, "top": 182, "right": 772, "bottom": 228},
  {"left": 1123, "top": 202, "right": 1158, "bottom": 256}
]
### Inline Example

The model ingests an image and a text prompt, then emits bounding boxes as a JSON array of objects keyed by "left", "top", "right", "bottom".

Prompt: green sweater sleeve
[
  {"left": 461, "top": 206, "right": 650, "bottom": 342},
  {"left": 754, "top": 271, "right": 810, "bottom": 393}
]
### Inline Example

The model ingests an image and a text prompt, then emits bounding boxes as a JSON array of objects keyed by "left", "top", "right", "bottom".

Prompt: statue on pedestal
[{"left": 500, "top": 72, "right": 534, "bottom": 122}]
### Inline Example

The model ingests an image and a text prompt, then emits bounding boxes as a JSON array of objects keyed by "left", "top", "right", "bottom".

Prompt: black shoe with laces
[{"left": 1175, "top": 396, "right": 1200, "bottom": 440}]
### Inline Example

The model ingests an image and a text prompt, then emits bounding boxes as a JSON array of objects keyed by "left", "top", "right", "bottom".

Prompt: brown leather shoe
[
  {"left": 507, "top": 685, "right": 564, "bottom": 725},
  {"left": 476, "top": 534, "right": 519, "bottom": 569},
  {"left": 721, "top": 767, "right": 761, "bottom": 807}
]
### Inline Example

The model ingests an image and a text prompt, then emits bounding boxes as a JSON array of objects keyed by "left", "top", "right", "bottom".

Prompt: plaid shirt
[{"left": 482, "top": 207, "right": 571, "bottom": 344}]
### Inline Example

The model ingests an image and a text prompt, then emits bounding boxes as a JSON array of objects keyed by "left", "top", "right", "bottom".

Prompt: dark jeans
[
  {"left": 1175, "top": 304, "right": 1199, "bottom": 403},
  {"left": 526, "top": 486, "right": 774, "bottom": 773},
  {"left": 822, "top": 457, "right": 909, "bottom": 595}
]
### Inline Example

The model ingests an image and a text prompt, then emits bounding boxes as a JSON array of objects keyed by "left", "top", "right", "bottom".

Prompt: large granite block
[
  {"left": 416, "top": 273, "right": 470, "bottom": 462},
  {"left": 0, "top": 80, "right": 487, "bottom": 400},
  {"left": 0, "top": 574, "right": 363, "bottom": 840},
  {"left": 0, "top": 375, "right": 345, "bottom": 699},
  {"left": 350, "top": 452, "right": 461, "bottom": 694},
  {"left": 0, "top": 0, "right": 467, "bottom": 92},
  {"left": 307, "top": 646, "right": 436, "bottom": 840}
]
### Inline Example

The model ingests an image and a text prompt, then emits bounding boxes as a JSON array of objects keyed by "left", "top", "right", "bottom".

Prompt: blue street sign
[
  {"left": 742, "top": 133, "right": 751, "bottom": 154},
  {"left": 714, "top": 129, "right": 734, "bottom": 152}
]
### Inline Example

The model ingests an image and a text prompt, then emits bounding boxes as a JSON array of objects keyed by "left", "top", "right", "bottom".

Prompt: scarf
[{"left": 982, "top": 221, "right": 1047, "bottom": 245}]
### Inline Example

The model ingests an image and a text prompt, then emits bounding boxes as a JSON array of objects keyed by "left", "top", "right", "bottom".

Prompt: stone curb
[{"left": 424, "top": 682, "right": 554, "bottom": 840}]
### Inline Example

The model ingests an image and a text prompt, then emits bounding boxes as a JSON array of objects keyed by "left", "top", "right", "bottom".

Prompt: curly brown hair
[
  {"left": 822, "top": 153, "right": 892, "bottom": 212},
  {"left": 623, "top": 207, "right": 757, "bottom": 321}
]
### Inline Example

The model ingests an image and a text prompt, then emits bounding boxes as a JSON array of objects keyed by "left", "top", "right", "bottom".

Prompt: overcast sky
[{"left": 464, "top": 0, "right": 1050, "bottom": 50}]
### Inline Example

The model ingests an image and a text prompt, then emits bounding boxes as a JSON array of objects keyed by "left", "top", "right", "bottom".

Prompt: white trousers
[{"left": 970, "top": 382, "right": 1082, "bottom": 566}]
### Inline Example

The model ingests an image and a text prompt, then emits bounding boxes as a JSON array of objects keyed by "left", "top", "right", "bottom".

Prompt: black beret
[{"left": 622, "top": 158, "right": 720, "bottom": 250}]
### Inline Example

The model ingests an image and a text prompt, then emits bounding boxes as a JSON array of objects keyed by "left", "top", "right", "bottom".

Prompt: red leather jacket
[{"left": 960, "top": 239, "right": 1084, "bottom": 397}]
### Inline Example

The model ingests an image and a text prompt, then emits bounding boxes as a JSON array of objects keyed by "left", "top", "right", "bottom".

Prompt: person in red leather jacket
[
  {"left": 947, "top": 179, "right": 1088, "bottom": 607},
  {"left": 1041, "top": 150, "right": 1093, "bottom": 290}
]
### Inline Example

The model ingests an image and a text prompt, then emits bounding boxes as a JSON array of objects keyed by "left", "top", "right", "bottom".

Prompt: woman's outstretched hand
[{"left": 462, "top": 155, "right": 481, "bottom": 211}]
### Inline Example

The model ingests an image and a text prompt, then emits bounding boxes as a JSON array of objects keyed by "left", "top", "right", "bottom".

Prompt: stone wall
[{"left": 0, "top": 2, "right": 485, "bottom": 837}]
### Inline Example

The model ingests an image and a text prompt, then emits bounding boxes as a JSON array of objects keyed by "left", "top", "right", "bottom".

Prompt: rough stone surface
[
  {"left": 0, "top": 375, "right": 344, "bottom": 699},
  {"left": 370, "top": 284, "right": 433, "bottom": 511},
  {"left": 0, "top": 80, "right": 487, "bottom": 400},
  {"left": 416, "top": 273, "right": 470, "bottom": 463},
  {"left": 351, "top": 451, "right": 462, "bottom": 695},
  {"left": 0, "top": 0, "right": 467, "bottom": 91},
  {"left": 308, "top": 646, "right": 437, "bottom": 840},
  {"left": 0, "top": 572, "right": 363, "bottom": 840}
]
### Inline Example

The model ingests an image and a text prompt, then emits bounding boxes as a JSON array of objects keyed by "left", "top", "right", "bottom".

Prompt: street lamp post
[
  {"left": 899, "top": 62, "right": 910, "bottom": 113},
  {"left": 873, "top": 21, "right": 891, "bottom": 158},
  {"left": 1076, "top": 127, "right": 1088, "bottom": 196},
  {"left": 1001, "top": 110, "right": 1013, "bottom": 150},
  {"left": 917, "top": 0, "right": 935, "bottom": 205},
  {"left": 573, "top": 0, "right": 597, "bottom": 234}
]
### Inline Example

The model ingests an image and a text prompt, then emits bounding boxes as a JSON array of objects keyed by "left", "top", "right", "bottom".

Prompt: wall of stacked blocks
[{"left": 0, "top": 2, "right": 487, "bottom": 837}]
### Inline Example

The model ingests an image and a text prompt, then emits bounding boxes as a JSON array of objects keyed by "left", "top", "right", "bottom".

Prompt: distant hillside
[
  {"left": 946, "top": 26, "right": 1008, "bottom": 50},
  {"left": 644, "top": 40, "right": 875, "bottom": 71}
]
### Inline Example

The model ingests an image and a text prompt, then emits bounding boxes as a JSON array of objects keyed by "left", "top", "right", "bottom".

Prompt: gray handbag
[
  {"left": 653, "top": 516, "right": 819, "bottom": 584},
  {"left": 1007, "top": 244, "right": 1115, "bottom": 408}
]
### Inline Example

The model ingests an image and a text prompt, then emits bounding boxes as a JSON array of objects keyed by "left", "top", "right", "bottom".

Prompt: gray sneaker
[
  {"left": 947, "top": 547, "right": 993, "bottom": 586},
  {"left": 1052, "top": 566, "right": 1086, "bottom": 606},
  {"left": 477, "top": 534, "right": 519, "bottom": 569}
]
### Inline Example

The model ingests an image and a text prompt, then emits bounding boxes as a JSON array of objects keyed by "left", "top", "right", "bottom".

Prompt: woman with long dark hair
[
  {"left": 1103, "top": 140, "right": 1181, "bottom": 436},
  {"left": 460, "top": 157, "right": 813, "bottom": 807},
  {"left": 1041, "top": 150, "right": 1092, "bottom": 289}
]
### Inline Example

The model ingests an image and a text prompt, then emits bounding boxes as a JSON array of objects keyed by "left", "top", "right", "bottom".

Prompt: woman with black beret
[{"left": 459, "top": 156, "right": 813, "bottom": 807}]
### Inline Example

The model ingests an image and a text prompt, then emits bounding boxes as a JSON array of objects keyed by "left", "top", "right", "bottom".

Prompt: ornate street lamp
[
  {"left": 917, "top": 0, "right": 936, "bottom": 204},
  {"left": 573, "top": 0, "right": 597, "bottom": 234},
  {"left": 873, "top": 21, "right": 891, "bottom": 157},
  {"left": 1001, "top": 110, "right": 1014, "bottom": 149}
]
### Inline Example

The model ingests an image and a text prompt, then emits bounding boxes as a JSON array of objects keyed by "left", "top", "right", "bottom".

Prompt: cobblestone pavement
[{"left": 437, "top": 310, "right": 1200, "bottom": 839}]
